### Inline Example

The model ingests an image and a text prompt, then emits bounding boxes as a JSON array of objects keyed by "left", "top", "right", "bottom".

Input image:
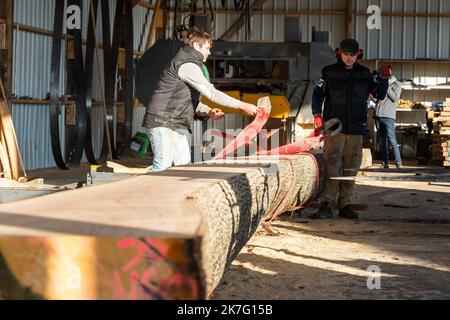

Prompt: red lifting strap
[
  {"left": 212, "top": 108, "right": 342, "bottom": 159},
  {"left": 213, "top": 107, "right": 271, "bottom": 160}
]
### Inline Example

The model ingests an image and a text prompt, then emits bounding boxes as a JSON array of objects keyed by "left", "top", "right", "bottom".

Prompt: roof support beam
[{"left": 219, "top": 0, "right": 268, "bottom": 41}]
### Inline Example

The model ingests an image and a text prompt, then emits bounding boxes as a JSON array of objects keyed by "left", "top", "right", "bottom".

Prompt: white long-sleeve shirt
[{"left": 178, "top": 63, "right": 242, "bottom": 114}]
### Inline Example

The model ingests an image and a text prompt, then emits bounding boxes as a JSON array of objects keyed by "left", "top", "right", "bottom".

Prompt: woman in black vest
[{"left": 310, "top": 39, "right": 389, "bottom": 219}]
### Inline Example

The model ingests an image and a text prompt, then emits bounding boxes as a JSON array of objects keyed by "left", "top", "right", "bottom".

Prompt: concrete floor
[{"left": 213, "top": 164, "right": 450, "bottom": 299}]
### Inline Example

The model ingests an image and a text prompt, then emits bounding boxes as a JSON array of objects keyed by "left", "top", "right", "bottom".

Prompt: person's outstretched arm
[{"left": 178, "top": 63, "right": 259, "bottom": 116}]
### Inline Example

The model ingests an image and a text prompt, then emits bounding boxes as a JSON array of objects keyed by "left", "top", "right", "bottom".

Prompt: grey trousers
[{"left": 318, "top": 133, "right": 363, "bottom": 209}]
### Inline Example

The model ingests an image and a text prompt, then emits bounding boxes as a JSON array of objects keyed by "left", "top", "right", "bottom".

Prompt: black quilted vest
[
  {"left": 323, "top": 61, "right": 374, "bottom": 134},
  {"left": 142, "top": 46, "right": 204, "bottom": 133}
]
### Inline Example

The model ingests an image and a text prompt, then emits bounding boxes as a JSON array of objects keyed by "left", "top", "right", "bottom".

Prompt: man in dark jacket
[
  {"left": 311, "top": 39, "right": 389, "bottom": 219},
  {"left": 142, "top": 27, "right": 258, "bottom": 172}
]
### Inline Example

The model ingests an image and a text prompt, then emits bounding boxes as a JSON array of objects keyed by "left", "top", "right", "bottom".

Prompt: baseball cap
[{"left": 340, "top": 39, "right": 360, "bottom": 54}]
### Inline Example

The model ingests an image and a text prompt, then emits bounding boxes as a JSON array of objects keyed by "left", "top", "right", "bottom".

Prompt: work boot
[
  {"left": 382, "top": 162, "right": 389, "bottom": 169},
  {"left": 310, "top": 203, "right": 333, "bottom": 219},
  {"left": 339, "top": 205, "right": 359, "bottom": 219}
]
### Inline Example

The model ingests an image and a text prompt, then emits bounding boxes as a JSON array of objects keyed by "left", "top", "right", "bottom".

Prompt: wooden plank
[
  {"left": 0, "top": 0, "right": 13, "bottom": 97},
  {"left": 0, "top": 22, "right": 144, "bottom": 57},
  {"left": 64, "top": 102, "right": 76, "bottom": 126},
  {"left": 67, "top": 39, "right": 75, "bottom": 59},
  {"left": 0, "top": 118, "right": 3, "bottom": 176},
  {"left": 345, "top": 0, "right": 353, "bottom": 39},
  {"left": 136, "top": 1, "right": 155, "bottom": 10},
  {"left": 144, "top": 0, "right": 162, "bottom": 51},
  {"left": 0, "top": 102, "right": 19, "bottom": 179},
  {"left": 0, "top": 140, "right": 12, "bottom": 179},
  {"left": 11, "top": 99, "right": 51, "bottom": 105},
  {"left": 435, "top": 117, "right": 450, "bottom": 122},
  {"left": 98, "top": 161, "right": 149, "bottom": 174},
  {"left": 1, "top": 70, "right": 26, "bottom": 180},
  {"left": 0, "top": 23, "right": 5, "bottom": 49},
  {"left": 432, "top": 134, "right": 450, "bottom": 140}
]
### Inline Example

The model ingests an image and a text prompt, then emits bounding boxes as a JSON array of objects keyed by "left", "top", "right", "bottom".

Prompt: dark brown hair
[{"left": 181, "top": 27, "right": 212, "bottom": 48}]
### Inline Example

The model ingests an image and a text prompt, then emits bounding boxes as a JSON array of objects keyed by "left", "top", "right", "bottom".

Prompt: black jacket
[
  {"left": 312, "top": 60, "right": 388, "bottom": 135},
  {"left": 142, "top": 46, "right": 204, "bottom": 133}
]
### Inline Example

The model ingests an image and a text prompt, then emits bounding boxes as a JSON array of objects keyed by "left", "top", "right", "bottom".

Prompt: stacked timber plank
[
  {"left": 429, "top": 99, "right": 450, "bottom": 167},
  {"left": 0, "top": 154, "right": 321, "bottom": 299},
  {"left": 442, "top": 141, "right": 449, "bottom": 167},
  {"left": 0, "top": 100, "right": 25, "bottom": 180}
]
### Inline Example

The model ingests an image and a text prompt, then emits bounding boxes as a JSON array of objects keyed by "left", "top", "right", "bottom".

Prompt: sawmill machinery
[{"left": 135, "top": 28, "right": 337, "bottom": 149}]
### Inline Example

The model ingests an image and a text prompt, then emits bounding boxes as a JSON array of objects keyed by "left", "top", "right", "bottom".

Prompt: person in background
[
  {"left": 374, "top": 65, "right": 403, "bottom": 169},
  {"left": 311, "top": 39, "right": 389, "bottom": 219}
]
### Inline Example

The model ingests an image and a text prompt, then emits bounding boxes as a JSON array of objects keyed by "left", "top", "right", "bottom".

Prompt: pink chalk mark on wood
[
  {"left": 115, "top": 237, "right": 198, "bottom": 299},
  {"left": 117, "top": 238, "right": 167, "bottom": 272}
]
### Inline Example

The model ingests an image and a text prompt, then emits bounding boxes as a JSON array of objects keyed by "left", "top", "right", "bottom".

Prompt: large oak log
[{"left": 0, "top": 154, "right": 321, "bottom": 299}]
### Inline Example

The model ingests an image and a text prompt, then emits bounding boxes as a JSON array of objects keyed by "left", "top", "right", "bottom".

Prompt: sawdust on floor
[{"left": 213, "top": 165, "right": 450, "bottom": 299}]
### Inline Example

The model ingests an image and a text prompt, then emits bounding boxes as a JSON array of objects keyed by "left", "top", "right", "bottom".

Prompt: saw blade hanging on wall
[
  {"left": 49, "top": 0, "right": 87, "bottom": 169},
  {"left": 49, "top": 0, "right": 134, "bottom": 168}
]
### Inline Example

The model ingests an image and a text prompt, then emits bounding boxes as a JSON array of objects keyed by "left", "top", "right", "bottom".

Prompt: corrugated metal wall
[
  {"left": 355, "top": 0, "right": 450, "bottom": 59},
  {"left": 11, "top": 104, "right": 63, "bottom": 170},
  {"left": 173, "top": 0, "right": 450, "bottom": 59},
  {"left": 13, "top": 0, "right": 60, "bottom": 171},
  {"left": 10, "top": 0, "right": 450, "bottom": 170},
  {"left": 12, "top": 0, "right": 153, "bottom": 170}
]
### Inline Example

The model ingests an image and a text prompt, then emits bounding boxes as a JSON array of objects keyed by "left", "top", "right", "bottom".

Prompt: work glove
[{"left": 314, "top": 114, "right": 324, "bottom": 129}]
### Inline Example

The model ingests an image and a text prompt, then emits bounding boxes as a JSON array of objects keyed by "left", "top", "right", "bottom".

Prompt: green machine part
[{"left": 130, "top": 132, "right": 150, "bottom": 158}]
